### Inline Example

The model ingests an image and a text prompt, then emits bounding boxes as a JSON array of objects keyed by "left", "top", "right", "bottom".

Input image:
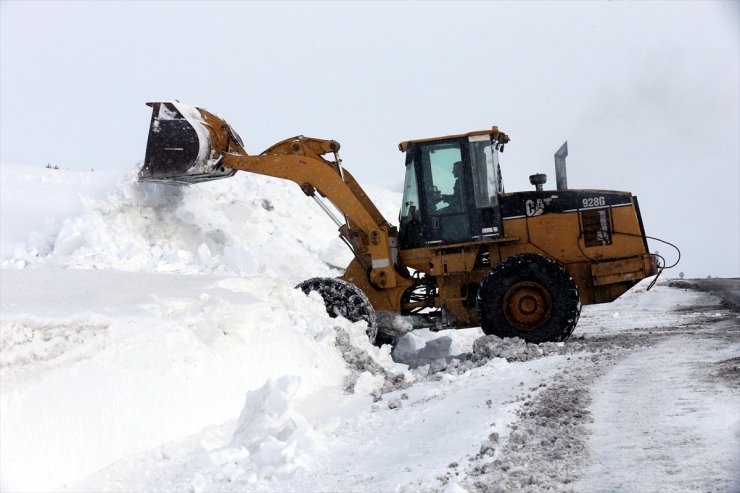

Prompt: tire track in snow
[
  {"left": 0, "top": 317, "right": 109, "bottom": 374},
  {"left": 578, "top": 327, "right": 740, "bottom": 493},
  {"left": 454, "top": 356, "right": 611, "bottom": 493},
  {"left": 454, "top": 298, "right": 739, "bottom": 492}
]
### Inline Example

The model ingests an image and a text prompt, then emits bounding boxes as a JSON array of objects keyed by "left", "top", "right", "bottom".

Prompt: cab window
[{"left": 421, "top": 142, "right": 465, "bottom": 214}]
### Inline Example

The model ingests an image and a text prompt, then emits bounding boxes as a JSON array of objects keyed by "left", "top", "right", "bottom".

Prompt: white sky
[{"left": 1, "top": 1, "right": 738, "bottom": 278}]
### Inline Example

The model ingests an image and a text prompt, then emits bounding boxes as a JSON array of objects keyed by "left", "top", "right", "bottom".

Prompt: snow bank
[
  {"left": 0, "top": 165, "right": 405, "bottom": 492},
  {"left": 0, "top": 163, "right": 122, "bottom": 261},
  {"left": 0, "top": 270, "right": 408, "bottom": 492}
]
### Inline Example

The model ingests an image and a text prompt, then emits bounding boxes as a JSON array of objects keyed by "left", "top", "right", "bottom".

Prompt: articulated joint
[{"left": 284, "top": 137, "right": 340, "bottom": 158}]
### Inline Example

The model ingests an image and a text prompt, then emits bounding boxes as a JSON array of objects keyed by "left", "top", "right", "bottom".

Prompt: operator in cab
[{"left": 436, "top": 161, "right": 464, "bottom": 213}]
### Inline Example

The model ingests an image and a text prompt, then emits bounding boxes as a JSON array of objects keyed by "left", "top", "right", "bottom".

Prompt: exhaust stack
[{"left": 554, "top": 141, "right": 568, "bottom": 190}]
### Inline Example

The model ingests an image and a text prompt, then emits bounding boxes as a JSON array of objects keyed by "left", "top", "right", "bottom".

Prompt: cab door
[{"left": 467, "top": 135, "right": 503, "bottom": 238}]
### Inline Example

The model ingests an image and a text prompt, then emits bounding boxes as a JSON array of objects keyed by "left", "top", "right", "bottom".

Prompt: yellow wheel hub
[{"left": 503, "top": 281, "right": 553, "bottom": 332}]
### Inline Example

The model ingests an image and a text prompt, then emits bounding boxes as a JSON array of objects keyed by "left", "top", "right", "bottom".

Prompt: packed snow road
[{"left": 456, "top": 279, "right": 740, "bottom": 493}]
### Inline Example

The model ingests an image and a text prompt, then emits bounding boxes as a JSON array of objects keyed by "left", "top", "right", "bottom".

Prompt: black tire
[
  {"left": 296, "top": 277, "right": 378, "bottom": 343},
  {"left": 477, "top": 254, "right": 581, "bottom": 343}
]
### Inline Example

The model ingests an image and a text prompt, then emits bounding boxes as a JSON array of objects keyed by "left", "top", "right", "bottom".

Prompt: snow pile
[
  {"left": 387, "top": 332, "right": 581, "bottom": 383},
  {"left": 4, "top": 172, "right": 339, "bottom": 282},
  {"left": 0, "top": 164, "right": 408, "bottom": 492},
  {"left": 472, "top": 335, "right": 570, "bottom": 362},
  {"left": 2, "top": 166, "right": 402, "bottom": 286}
]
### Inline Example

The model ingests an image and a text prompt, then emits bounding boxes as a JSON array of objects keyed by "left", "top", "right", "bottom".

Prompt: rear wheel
[
  {"left": 476, "top": 254, "right": 581, "bottom": 343},
  {"left": 296, "top": 277, "right": 378, "bottom": 343}
]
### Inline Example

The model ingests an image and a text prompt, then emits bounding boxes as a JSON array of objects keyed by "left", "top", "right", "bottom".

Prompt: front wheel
[
  {"left": 476, "top": 254, "right": 581, "bottom": 343},
  {"left": 296, "top": 277, "right": 378, "bottom": 343}
]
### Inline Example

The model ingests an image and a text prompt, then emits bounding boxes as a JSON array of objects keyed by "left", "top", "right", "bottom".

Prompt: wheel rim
[{"left": 502, "top": 281, "right": 553, "bottom": 332}]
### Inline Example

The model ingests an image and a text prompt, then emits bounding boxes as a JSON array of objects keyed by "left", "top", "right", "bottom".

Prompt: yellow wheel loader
[{"left": 140, "top": 101, "right": 660, "bottom": 344}]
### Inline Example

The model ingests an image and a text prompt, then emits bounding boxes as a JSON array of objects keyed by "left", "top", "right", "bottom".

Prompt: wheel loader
[{"left": 140, "top": 101, "right": 659, "bottom": 344}]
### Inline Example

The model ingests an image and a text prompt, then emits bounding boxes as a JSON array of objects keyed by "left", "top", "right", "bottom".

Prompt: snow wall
[{"left": 0, "top": 165, "right": 406, "bottom": 491}]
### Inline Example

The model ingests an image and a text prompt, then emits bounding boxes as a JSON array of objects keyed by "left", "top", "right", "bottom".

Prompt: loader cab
[{"left": 398, "top": 130, "right": 506, "bottom": 250}]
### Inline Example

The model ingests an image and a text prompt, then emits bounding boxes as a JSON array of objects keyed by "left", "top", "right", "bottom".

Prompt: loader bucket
[{"left": 139, "top": 102, "right": 238, "bottom": 184}]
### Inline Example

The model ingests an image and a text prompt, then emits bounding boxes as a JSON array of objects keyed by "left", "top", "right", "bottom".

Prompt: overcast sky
[{"left": 1, "top": 1, "right": 738, "bottom": 278}]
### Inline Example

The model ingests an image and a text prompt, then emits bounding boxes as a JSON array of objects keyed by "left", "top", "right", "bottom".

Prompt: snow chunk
[
  {"left": 472, "top": 335, "right": 567, "bottom": 362},
  {"left": 227, "top": 376, "right": 318, "bottom": 475},
  {"left": 393, "top": 334, "right": 455, "bottom": 369}
]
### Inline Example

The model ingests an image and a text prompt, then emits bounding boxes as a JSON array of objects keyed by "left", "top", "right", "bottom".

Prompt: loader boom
[{"left": 222, "top": 139, "right": 406, "bottom": 289}]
